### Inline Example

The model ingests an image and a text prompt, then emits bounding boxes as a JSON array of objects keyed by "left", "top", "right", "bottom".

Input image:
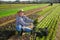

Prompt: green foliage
[
  {"left": 33, "top": 19, "right": 39, "bottom": 26},
  {"left": 0, "top": 4, "right": 48, "bottom": 18},
  {"left": 35, "top": 4, "right": 60, "bottom": 40}
]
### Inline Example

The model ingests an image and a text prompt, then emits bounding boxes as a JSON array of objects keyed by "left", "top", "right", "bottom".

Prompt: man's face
[{"left": 18, "top": 12, "right": 24, "bottom": 16}]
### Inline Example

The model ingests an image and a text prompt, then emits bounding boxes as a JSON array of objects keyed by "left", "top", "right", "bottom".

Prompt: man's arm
[
  {"left": 18, "top": 17, "right": 31, "bottom": 26},
  {"left": 24, "top": 16, "right": 34, "bottom": 23}
]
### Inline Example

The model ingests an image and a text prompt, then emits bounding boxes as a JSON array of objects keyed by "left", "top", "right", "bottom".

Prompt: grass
[
  {"left": 0, "top": 4, "right": 35, "bottom": 10},
  {"left": 0, "top": 4, "right": 48, "bottom": 18}
]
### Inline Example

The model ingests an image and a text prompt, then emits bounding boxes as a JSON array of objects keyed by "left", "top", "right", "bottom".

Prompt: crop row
[{"left": 36, "top": 5, "right": 60, "bottom": 40}]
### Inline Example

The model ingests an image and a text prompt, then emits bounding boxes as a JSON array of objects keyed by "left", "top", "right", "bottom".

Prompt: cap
[
  {"left": 20, "top": 9, "right": 24, "bottom": 12},
  {"left": 18, "top": 9, "right": 24, "bottom": 13}
]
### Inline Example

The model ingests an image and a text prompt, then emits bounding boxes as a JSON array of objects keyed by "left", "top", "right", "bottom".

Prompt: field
[
  {"left": 0, "top": 4, "right": 48, "bottom": 18},
  {"left": 0, "top": 3, "right": 60, "bottom": 40}
]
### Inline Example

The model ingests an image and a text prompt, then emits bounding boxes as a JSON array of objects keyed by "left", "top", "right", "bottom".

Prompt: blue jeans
[
  {"left": 16, "top": 25, "right": 32, "bottom": 32},
  {"left": 23, "top": 27, "right": 32, "bottom": 32},
  {"left": 16, "top": 25, "right": 32, "bottom": 37}
]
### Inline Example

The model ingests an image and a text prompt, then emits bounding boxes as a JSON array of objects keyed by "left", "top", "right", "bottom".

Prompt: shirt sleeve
[
  {"left": 19, "top": 17, "right": 31, "bottom": 26},
  {"left": 24, "top": 16, "right": 34, "bottom": 23}
]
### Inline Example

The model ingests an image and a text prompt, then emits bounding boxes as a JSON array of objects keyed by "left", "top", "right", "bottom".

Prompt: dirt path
[
  {"left": 8, "top": 34, "right": 31, "bottom": 40},
  {"left": 56, "top": 21, "right": 60, "bottom": 40}
]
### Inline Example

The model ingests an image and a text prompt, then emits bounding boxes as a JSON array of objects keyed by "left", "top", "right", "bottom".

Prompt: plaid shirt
[{"left": 16, "top": 15, "right": 34, "bottom": 31}]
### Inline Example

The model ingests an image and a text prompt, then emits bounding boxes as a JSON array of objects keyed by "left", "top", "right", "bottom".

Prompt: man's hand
[{"left": 29, "top": 23, "right": 34, "bottom": 29}]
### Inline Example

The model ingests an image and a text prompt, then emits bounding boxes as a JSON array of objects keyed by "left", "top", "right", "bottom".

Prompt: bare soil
[{"left": 56, "top": 22, "right": 60, "bottom": 40}]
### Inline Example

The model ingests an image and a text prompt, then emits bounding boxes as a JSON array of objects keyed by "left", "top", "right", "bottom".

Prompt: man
[{"left": 16, "top": 9, "right": 34, "bottom": 37}]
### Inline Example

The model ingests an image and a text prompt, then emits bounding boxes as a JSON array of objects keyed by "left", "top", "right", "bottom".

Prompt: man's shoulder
[
  {"left": 23, "top": 15, "right": 26, "bottom": 17},
  {"left": 22, "top": 15, "right": 27, "bottom": 18}
]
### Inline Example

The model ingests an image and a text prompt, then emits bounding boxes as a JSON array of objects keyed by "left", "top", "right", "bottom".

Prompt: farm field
[
  {"left": 36, "top": 5, "right": 60, "bottom": 40},
  {"left": 0, "top": 3, "right": 60, "bottom": 40},
  {"left": 0, "top": 4, "right": 48, "bottom": 18}
]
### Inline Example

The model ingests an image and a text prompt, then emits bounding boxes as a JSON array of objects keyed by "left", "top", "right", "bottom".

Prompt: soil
[{"left": 55, "top": 22, "right": 60, "bottom": 40}]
